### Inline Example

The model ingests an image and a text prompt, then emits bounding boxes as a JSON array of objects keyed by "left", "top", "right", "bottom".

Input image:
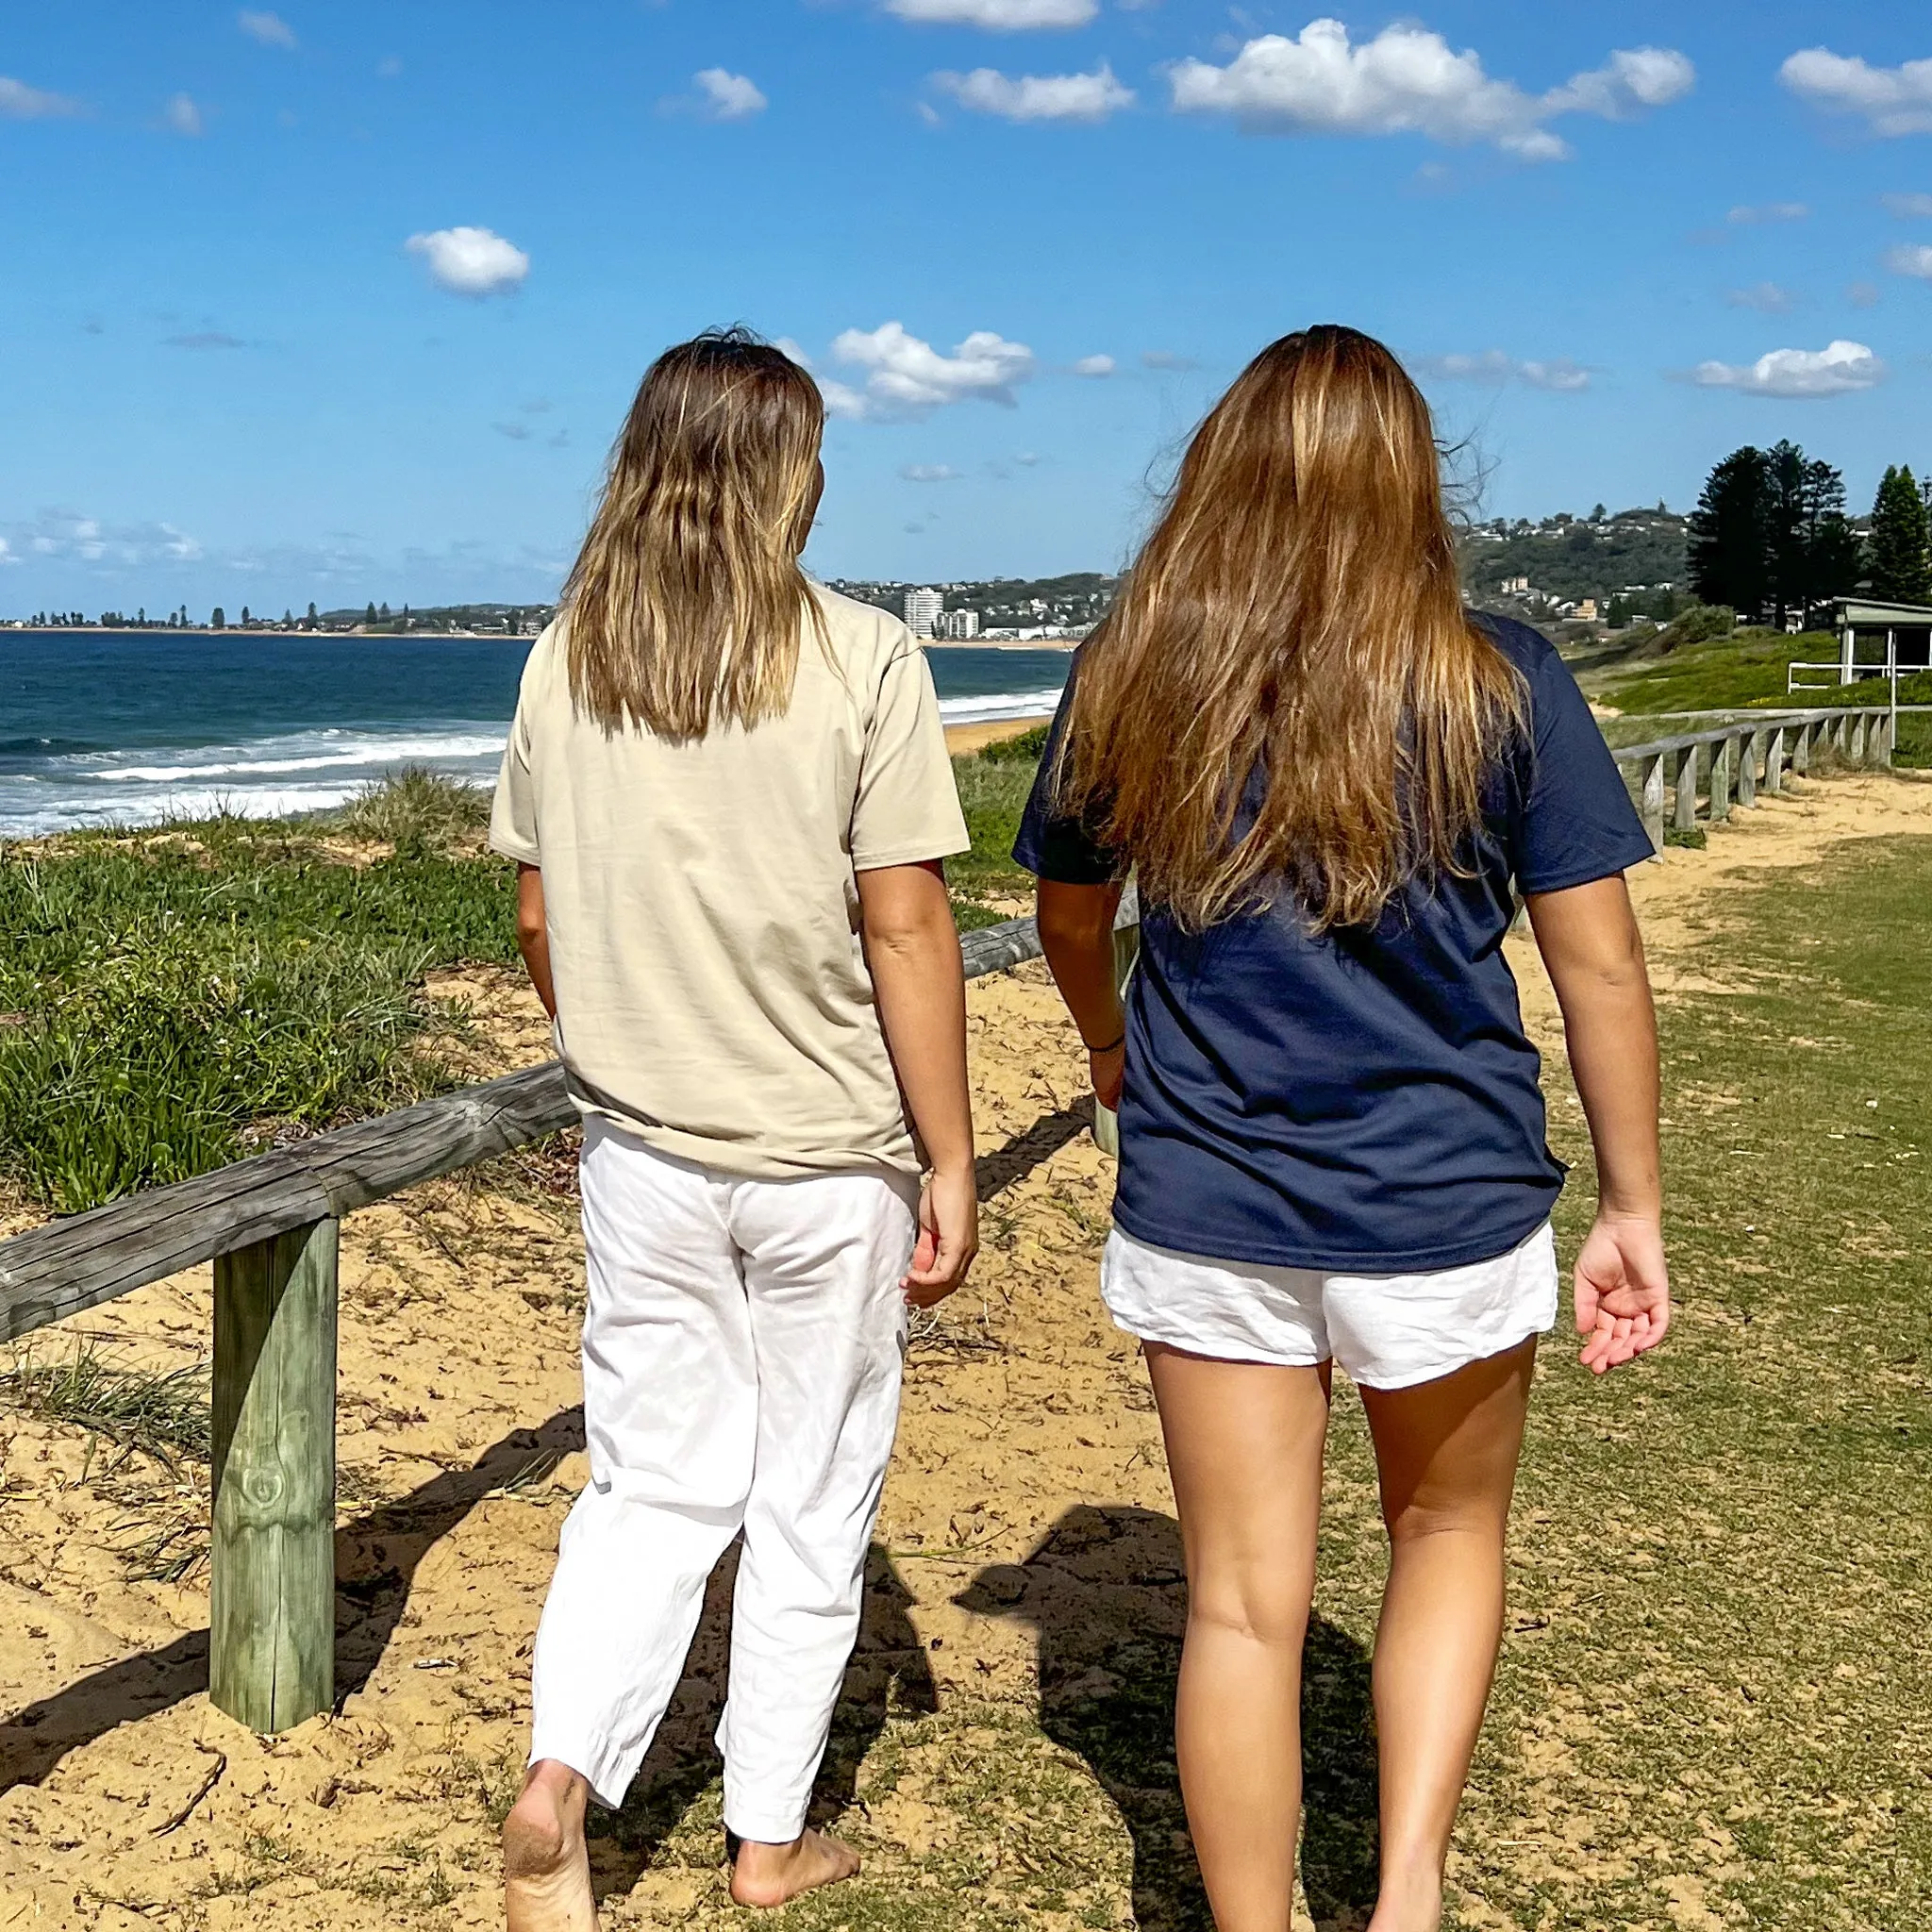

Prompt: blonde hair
[
  {"left": 1057, "top": 325, "right": 1524, "bottom": 932},
  {"left": 563, "top": 327, "right": 827, "bottom": 739}
]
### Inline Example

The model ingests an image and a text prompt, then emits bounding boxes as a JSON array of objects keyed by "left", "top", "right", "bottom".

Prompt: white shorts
[{"left": 1100, "top": 1220, "right": 1559, "bottom": 1391}]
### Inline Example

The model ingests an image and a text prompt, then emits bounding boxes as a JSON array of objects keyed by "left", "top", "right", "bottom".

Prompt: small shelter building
[{"left": 1833, "top": 598, "right": 1932, "bottom": 683}]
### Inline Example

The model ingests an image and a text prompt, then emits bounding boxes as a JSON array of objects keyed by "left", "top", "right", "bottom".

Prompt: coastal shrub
[
  {"left": 948, "top": 738, "right": 1045, "bottom": 908},
  {"left": 0, "top": 835, "right": 519, "bottom": 1212},
  {"left": 1655, "top": 603, "right": 1735, "bottom": 654},
  {"left": 318, "top": 766, "right": 492, "bottom": 854}
]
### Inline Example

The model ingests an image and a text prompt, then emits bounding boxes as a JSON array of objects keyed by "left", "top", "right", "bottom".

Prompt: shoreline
[{"left": 944, "top": 714, "right": 1052, "bottom": 757}]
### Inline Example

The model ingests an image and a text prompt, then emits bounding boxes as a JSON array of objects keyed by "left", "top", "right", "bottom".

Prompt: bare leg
[
  {"left": 729, "top": 1829, "right": 863, "bottom": 1907},
  {"left": 504, "top": 1759, "right": 598, "bottom": 1932},
  {"left": 1145, "top": 1343, "right": 1332, "bottom": 1932},
  {"left": 1357, "top": 1340, "right": 1536, "bottom": 1932}
]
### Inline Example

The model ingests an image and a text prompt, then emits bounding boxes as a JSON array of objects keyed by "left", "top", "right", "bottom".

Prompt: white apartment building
[
  {"left": 933, "top": 608, "right": 981, "bottom": 641},
  {"left": 903, "top": 587, "right": 945, "bottom": 639}
]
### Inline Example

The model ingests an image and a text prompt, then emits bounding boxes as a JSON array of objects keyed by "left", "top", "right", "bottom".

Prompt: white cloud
[
  {"left": 1169, "top": 22, "right": 1692, "bottom": 161},
  {"left": 885, "top": 0, "right": 1097, "bottom": 26},
  {"left": 1726, "top": 282, "right": 1797, "bottom": 313},
  {"left": 828, "top": 322, "right": 1035, "bottom": 419},
  {"left": 0, "top": 75, "right": 82, "bottom": 120},
  {"left": 239, "top": 10, "right": 298, "bottom": 50},
  {"left": 1846, "top": 280, "right": 1882, "bottom": 309},
  {"left": 692, "top": 68, "right": 768, "bottom": 121},
  {"left": 1416, "top": 350, "right": 1591, "bottom": 391},
  {"left": 164, "top": 92, "right": 205, "bottom": 137},
  {"left": 1884, "top": 192, "right": 1932, "bottom": 218},
  {"left": 934, "top": 63, "right": 1133, "bottom": 122},
  {"left": 1727, "top": 201, "right": 1808, "bottom": 224},
  {"left": 1141, "top": 349, "right": 1196, "bottom": 370},
  {"left": 1690, "top": 340, "right": 1886, "bottom": 398},
  {"left": 900, "top": 464, "right": 966, "bottom": 481},
  {"left": 3, "top": 508, "right": 204, "bottom": 568},
  {"left": 406, "top": 225, "right": 530, "bottom": 297},
  {"left": 775, "top": 337, "right": 812, "bottom": 367},
  {"left": 1074, "top": 353, "right": 1116, "bottom": 376},
  {"left": 1887, "top": 243, "right": 1932, "bottom": 279},
  {"left": 1780, "top": 48, "right": 1932, "bottom": 138},
  {"left": 166, "top": 330, "right": 247, "bottom": 350}
]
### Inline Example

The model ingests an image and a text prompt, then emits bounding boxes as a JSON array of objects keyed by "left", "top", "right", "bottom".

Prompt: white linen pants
[{"left": 528, "top": 1116, "right": 918, "bottom": 1840}]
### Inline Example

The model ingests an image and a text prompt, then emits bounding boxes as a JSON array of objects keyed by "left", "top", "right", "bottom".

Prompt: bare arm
[
  {"left": 857, "top": 859, "right": 978, "bottom": 1307},
  {"left": 1525, "top": 874, "right": 1670, "bottom": 1374},
  {"left": 1036, "top": 877, "right": 1128, "bottom": 1108},
  {"left": 515, "top": 863, "right": 557, "bottom": 1020}
]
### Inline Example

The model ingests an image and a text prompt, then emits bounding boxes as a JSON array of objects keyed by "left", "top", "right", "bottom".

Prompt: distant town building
[
  {"left": 1574, "top": 598, "right": 1599, "bottom": 624},
  {"left": 903, "top": 587, "right": 944, "bottom": 639},
  {"left": 933, "top": 608, "right": 981, "bottom": 641},
  {"left": 1500, "top": 575, "right": 1530, "bottom": 596}
]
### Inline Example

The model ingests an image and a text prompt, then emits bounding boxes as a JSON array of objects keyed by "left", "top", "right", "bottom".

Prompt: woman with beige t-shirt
[{"left": 493, "top": 330, "right": 977, "bottom": 1929}]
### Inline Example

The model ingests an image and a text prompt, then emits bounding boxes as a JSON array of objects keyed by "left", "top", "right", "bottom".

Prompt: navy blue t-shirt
[{"left": 1012, "top": 616, "right": 1654, "bottom": 1273}]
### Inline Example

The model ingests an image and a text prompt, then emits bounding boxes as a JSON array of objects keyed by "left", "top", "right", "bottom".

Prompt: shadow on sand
[
  {"left": 583, "top": 1543, "right": 938, "bottom": 1902},
  {"left": 958, "top": 1505, "right": 1382, "bottom": 1932}
]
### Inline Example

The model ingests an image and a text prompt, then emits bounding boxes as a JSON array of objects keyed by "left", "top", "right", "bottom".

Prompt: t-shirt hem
[
  {"left": 488, "top": 831, "right": 541, "bottom": 867},
  {"left": 852, "top": 834, "right": 974, "bottom": 872},
  {"left": 1516, "top": 843, "right": 1656, "bottom": 895},
  {"left": 1108, "top": 1195, "right": 1562, "bottom": 1276},
  {"left": 573, "top": 1096, "right": 925, "bottom": 1184}
]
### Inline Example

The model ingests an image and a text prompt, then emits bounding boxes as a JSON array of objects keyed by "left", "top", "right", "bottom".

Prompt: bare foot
[
  {"left": 729, "top": 1829, "right": 861, "bottom": 1907},
  {"left": 505, "top": 1760, "right": 598, "bottom": 1932},
  {"left": 1367, "top": 1867, "right": 1445, "bottom": 1932}
]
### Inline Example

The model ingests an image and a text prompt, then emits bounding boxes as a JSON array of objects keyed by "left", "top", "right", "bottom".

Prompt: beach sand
[
  {"left": 2, "top": 765, "right": 1929, "bottom": 1928},
  {"left": 944, "top": 715, "right": 1052, "bottom": 757}
]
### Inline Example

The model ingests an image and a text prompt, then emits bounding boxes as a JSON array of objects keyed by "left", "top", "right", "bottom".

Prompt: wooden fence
[{"left": 0, "top": 706, "right": 1895, "bottom": 1734}]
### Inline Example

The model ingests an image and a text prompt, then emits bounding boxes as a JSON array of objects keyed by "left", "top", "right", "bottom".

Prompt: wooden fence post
[
  {"left": 211, "top": 1218, "right": 339, "bottom": 1734},
  {"left": 1766, "top": 724, "right": 1788, "bottom": 794},
  {"left": 1710, "top": 736, "right": 1733, "bottom": 822},
  {"left": 1641, "top": 752, "right": 1666, "bottom": 852},
  {"left": 1738, "top": 730, "right": 1759, "bottom": 808},
  {"left": 1793, "top": 723, "right": 1811, "bottom": 776},
  {"left": 1833, "top": 714, "right": 1850, "bottom": 758},
  {"left": 1878, "top": 710, "right": 1895, "bottom": 768},
  {"left": 1850, "top": 713, "right": 1868, "bottom": 764},
  {"left": 1674, "top": 745, "right": 1698, "bottom": 836}
]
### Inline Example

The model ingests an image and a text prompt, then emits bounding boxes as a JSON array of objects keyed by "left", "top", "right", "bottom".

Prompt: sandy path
[{"left": 1, "top": 766, "right": 1926, "bottom": 1928}]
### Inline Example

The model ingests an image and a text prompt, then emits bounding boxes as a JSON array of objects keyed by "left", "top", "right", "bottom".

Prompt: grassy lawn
[{"left": 0, "top": 744, "right": 1043, "bottom": 1214}]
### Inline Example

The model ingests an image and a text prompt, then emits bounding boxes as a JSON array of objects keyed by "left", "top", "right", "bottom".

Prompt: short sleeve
[
  {"left": 1011, "top": 670, "right": 1124, "bottom": 885},
  {"left": 1511, "top": 641, "right": 1657, "bottom": 894},
  {"left": 488, "top": 692, "right": 541, "bottom": 866},
  {"left": 850, "top": 644, "right": 972, "bottom": 871}
]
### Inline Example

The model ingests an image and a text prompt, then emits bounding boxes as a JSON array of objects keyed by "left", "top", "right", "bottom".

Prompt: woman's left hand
[{"left": 1090, "top": 1042, "right": 1125, "bottom": 1112}]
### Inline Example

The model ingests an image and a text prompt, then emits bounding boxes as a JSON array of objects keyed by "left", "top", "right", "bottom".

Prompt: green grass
[
  {"left": 0, "top": 787, "right": 520, "bottom": 1212},
  {"left": 0, "top": 747, "right": 1046, "bottom": 1214},
  {"left": 1586, "top": 625, "right": 1932, "bottom": 721},
  {"left": 0, "top": 1341, "right": 210, "bottom": 1474}
]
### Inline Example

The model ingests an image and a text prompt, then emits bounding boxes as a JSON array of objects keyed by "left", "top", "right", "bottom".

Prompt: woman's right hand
[
  {"left": 1090, "top": 1042, "right": 1125, "bottom": 1113},
  {"left": 1574, "top": 1211, "right": 1670, "bottom": 1374}
]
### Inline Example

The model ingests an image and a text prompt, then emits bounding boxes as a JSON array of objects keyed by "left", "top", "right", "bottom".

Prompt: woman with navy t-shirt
[{"left": 1016, "top": 325, "right": 1669, "bottom": 1932}]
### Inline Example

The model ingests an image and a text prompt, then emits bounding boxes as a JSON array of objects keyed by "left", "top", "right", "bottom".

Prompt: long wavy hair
[
  {"left": 1056, "top": 325, "right": 1524, "bottom": 932},
  {"left": 563, "top": 327, "right": 827, "bottom": 739}
]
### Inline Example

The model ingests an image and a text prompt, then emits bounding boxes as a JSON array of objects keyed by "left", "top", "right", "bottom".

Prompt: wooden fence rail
[{"left": 0, "top": 708, "right": 1894, "bottom": 1730}]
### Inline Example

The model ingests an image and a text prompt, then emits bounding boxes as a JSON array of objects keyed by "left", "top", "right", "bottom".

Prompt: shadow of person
[
  {"left": 957, "top": 1505, "right": 1380, "bottom": 1932},
  {"left": 0, "top": 1405, "right": 591, "bottom": 1796},
  {"left": 586, "top": 1541, "right": 938, "bottom": 1901}
]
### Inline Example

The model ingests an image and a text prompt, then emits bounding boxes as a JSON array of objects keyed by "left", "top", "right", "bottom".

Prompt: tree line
[{"left": 1689, "top": 442, "right": 1932, "bottom": 628}]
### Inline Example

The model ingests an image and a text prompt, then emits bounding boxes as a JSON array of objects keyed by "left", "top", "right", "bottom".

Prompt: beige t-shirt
[{"left": 488, "top": 586, "right": 971, "bottom": 1180}]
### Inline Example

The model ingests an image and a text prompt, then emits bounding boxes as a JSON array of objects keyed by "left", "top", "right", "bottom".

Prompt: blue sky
[{"left": 3, "top": 1, "right": 1930, "bottom": 613}]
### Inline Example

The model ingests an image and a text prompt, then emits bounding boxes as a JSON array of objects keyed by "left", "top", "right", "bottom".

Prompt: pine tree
[
  {"left": 1688, "top": 447, "right": 1772, "bottom": 620},
  {"left": 364, "top": 602, "right": 378, "bottom": 626},
  {"left": 1868, "top": 465, "right": 1932, "bottom": 603},
  {"left": 307, "top": 601, "right": 319, "bottom": 625}
]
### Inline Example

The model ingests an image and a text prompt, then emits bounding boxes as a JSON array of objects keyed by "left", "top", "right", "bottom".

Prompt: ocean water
[{"left": 0, "top": 631, "right": 1071, "bottom": 837}]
